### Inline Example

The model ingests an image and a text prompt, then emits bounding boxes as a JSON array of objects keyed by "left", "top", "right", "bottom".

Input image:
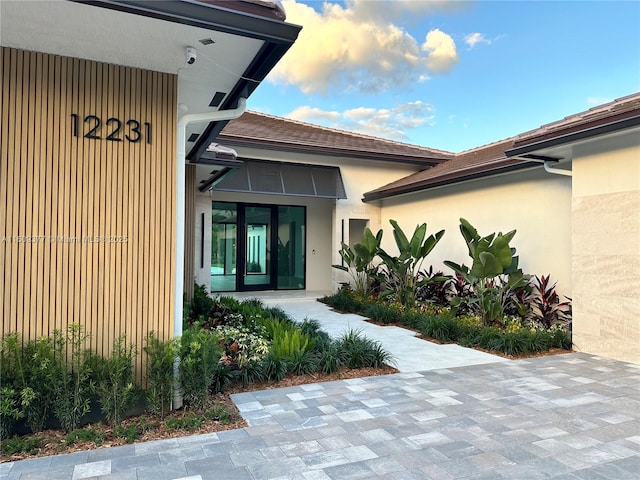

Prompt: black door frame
[{"left": 236, "top": 204, "right": 278, "bottom": 291}]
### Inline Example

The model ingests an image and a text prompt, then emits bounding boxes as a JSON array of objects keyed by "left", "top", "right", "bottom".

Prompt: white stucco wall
[
  {"left": 571, "top": 132, "right": 640, "bottom": 363},
  {"left": 378, "top": 168, "right": 573, "bottom": 296}
]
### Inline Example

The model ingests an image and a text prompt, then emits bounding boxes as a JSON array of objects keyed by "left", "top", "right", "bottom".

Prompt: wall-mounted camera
[{"left": 185, "top": 47, "right": 197, "bottom": 66}]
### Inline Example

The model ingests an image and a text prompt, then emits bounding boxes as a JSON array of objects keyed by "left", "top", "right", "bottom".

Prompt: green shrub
[
  {"left": 165, "top": 413, "right": 203, "bottom": 431},
  {"left": 184, "top": 284, "right": 215, "bottom": 326},
  {"left": 288, "top": 350, "right": 319, "bottom": 375},
  {"left": 319, "top": 288, "right": 366, "bottom": 313},
  {"left": 261, "top": 319, "right": 314, "bottom": 361},
  {"left": 113, "top": 420, "right": 148, "bottom": 443},
  {"left": 300, "top": 319, "right": 332, "bottom": 353},
  {"left": 93, "top": 335, "right": 138, "bottom": 426},
  {"left": 65, "top": 427, "right": 104, "bottom": 446},
  {"left": 144, "top": 332, "right": 176, "bottom": 419},
  {"left": 400, "top": 308, "right": 424, "bottom": 329},
  {"left": 0, "top": 388, "right": 23, "bottom": 439},
  {"left": 549, "top": 326, "right": 572, "bottom": 349},
  {"left": 239, "top": 360, "right": 265, "bottom": 387},
  {"left": 0, "top": 334, "right": 61, "bottom": 434},
  {"left": 337, "top": 329, "right": 394, "bottom": 369},
  {"left": 0, "top": 436, "right": 41, "bottom": 455},
  {"left": 419, "top": 315, "right": 461, "bottom": 343},
  {"left": 203, "top": 404, "right": 236, "bottom": 424},
  {"left": 262, "top": 305, "right": 292, "bottom": 323},
  {"left": 262, "top": 352, "right": 288, "bottom": 381},
  {"left": 52, "top": 325, "right": 94, "bottom": 433},
  {"left": 487, "top": 330, "right": 532, "bottom": 356},
  {"left": 364, "top": 303, "right": 401, "bottom": 325},
  {"left": 211, "top": 363, "right": 238, "bottom": 394},
  {"left": 317, "top": 344, "right": 345, "bottom": 374},
  {"left": 179, "top": 328, "right": 223, "bottom": 409},
  {"left": 20, "top": 337, "right": 60, "bottom": 432},
  {"left": 215, "top": 324, "right": 270, "bottom": 367}
]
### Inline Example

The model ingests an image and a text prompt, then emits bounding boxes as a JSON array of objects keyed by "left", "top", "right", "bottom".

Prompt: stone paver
[{"left": 1, "top": 294, "right": 639, "bottom": 479}]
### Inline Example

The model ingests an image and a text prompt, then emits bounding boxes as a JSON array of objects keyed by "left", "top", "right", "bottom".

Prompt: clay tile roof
[
  {"left": 218, "top": 111, "right": 454, "bottom": 166},
  {"left": 362, "top": 137, "right": 528, "bottom": 201},
  {"left": 363, "top": 92, "right": 640, "bottom": 202},
  {"left": 511, "top": 92, "right": 640, "bottom": 149}
]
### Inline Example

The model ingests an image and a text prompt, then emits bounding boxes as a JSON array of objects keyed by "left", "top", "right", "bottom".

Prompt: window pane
[
  {"left": 211, "top": 202, "right": 237, "bottom": 292},
  {"left": 277, "top": 206, "right": 305, "bottom": 289}
]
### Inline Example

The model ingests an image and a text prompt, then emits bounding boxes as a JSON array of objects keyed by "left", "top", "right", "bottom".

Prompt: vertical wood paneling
[{"left": 0, "top": 47, "right": 177, "bottom": 382}]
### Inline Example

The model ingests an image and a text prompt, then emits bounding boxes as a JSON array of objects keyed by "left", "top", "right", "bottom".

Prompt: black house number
[{"left": 71, "top": 114, "right": 151, "bottom": 144}]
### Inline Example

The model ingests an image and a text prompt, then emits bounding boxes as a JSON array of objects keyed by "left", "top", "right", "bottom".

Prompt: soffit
[
  {"left": 1, "top": 0, "right": 301, "bottom": 165},
  {"left": 0, "top": 1, "right": 262, "bottom": 113}
]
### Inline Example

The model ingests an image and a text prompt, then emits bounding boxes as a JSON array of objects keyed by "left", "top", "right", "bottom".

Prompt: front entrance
[{"left": 211, "top": 202, "right": 306, "bottom": 292}]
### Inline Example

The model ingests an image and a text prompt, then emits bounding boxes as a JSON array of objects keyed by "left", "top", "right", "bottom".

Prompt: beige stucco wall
[
  {"left": 206, "top": 147, "right": 420, "bottom": 291},
  {"left": 379, "top": 168, "right": 573, "bottom": 296},
  {"left": 571, "top": 132, "right": 640, "bottom": 363}
]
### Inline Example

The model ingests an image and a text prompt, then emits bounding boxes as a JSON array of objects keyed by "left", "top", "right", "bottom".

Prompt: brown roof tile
[
  {"left": 364, "top": 92, "right": 640, "bottom": 201},
  {"left": 362, "top": 137, "right": 530, "bottom": 201},
  {"left": 219, "top": 111, "right": 453, "bottom": 166},
  {"left": 513, "top": 92, "right": 640, "bottom": 148}
]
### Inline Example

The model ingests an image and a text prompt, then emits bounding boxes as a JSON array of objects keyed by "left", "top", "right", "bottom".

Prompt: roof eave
[
  {"left": 74, "top": 0, "right": 302, "bottom": 43},
  {"left": 215, "top": 137, "right": 451, "bottom": 166},
  {"left": 362, "top": 160, "right": 534, "bottom": 203},
  {"left": 506, "top": 113, "right": 640, "bottom": 157}
]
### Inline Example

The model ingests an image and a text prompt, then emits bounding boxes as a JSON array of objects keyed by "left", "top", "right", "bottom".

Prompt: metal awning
[{"left": 210, "top": 159, "right": 347, "bottom": 199}]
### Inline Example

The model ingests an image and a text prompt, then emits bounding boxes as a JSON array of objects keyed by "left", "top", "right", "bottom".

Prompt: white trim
[{"left": 173, "top": 98, "right": 247, "bottom": 409}]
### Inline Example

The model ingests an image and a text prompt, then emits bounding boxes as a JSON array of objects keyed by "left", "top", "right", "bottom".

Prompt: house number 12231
[{"left": 70, "top": 114, "right": 151, "bottom": 144}]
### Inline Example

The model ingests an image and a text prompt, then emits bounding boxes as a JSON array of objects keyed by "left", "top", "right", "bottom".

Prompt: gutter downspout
[
  {"left": 510, "top": 155, "right": 572, "bottom": 177},
  {"left": 543, "top": 160, "right": 572, "bottom": 177},
  {"left": 173, "top": 97, "right": 247, "bottom": 409}
]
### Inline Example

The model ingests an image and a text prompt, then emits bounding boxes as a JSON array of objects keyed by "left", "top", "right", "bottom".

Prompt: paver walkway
[
  {"left": 253, "top": 296, "right": 508, "bottom": 372},
  {"left": 2, "top": 295, "right": 639, "bottom": 479}
]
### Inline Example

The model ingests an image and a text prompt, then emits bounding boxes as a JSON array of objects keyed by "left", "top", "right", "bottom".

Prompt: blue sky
[{"left": 248, "top": 0, "right": 640, "bottom": 153}]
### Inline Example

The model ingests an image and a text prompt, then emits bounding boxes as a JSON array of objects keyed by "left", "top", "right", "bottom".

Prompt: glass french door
[
  {"left": 241, "top": 206, "right": 272, "bottom": 290},
  {"left": 211, "top": 202, "right": 305, "bottom": 292}
]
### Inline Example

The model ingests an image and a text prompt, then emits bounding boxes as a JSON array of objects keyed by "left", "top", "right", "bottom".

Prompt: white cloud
[
  {"left": 586, "top": 96, "right": 613, "bottom": 106},
  {"left": 270, "top": 0, "right": 460, "bottom": 94},
  {"left": 422, "top": 29, "right": 459, "bottom": 72},
  {"left": 285, "top": 101, "right": 435, "bottom": 141},
  {"left": 287, "top": 106, "right": 341, "bottom": 122},
  {"left": 464, "top": 32, "right": 491, "bottom": 48}
]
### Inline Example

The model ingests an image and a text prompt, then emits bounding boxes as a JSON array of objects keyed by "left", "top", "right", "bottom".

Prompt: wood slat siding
[{"left": 0, "top": 47, "right": 177, "bottom": 382}]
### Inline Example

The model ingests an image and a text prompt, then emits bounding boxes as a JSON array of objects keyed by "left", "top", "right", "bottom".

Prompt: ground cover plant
[
  {"left": 1, "top": 288, "right": 394, "bottom": 461},
  {"left": 325, "top": 218, "right": 572, "bottom": 357}
]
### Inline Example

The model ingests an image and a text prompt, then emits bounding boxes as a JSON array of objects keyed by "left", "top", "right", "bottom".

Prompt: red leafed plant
[{"left": 530, "top": 274, "right": 571, "bottom": 329}]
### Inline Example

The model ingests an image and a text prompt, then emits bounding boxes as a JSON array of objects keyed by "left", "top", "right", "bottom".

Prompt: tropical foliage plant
[
  {"left": 332, "top": 227, "right": 383, "bottom": 298},
  {"left": 444, "top": 218, "right": 529, "bottom": 325},
  {"left": 529, "top": 274, "right": 572, "bottom": 329}
]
